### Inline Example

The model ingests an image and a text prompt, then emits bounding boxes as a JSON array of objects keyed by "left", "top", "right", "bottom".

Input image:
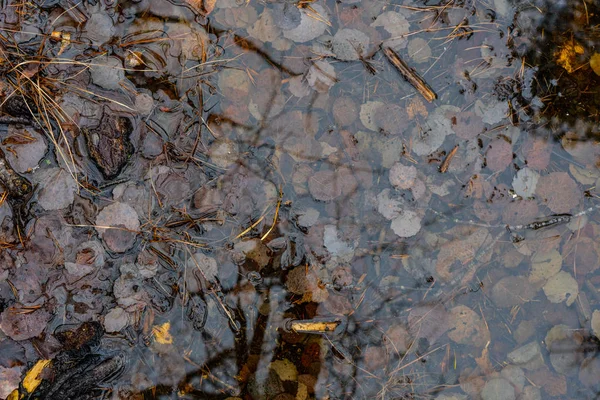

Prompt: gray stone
[
  {"left": 481, "top": 378, "right": 515, "bottom": 400},
  {"left": 507, "top": 342, "right": 544, "bottom": 370}
]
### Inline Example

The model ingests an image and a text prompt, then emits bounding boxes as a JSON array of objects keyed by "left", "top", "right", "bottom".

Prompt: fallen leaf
[
  {"left": 308, "top": 170, "right": 342, "bottom": 202},
  {"left": 390, "top": 210, "right": 422, "bottom": 238},
  {"left": 512, "top": 168, "right": 539, "bottom": 198},
  {"left": 152, "top": 322, "right": 174, "bottom": 344},
  {"left": 536, "top": 172, "right": 581, "bottom": 214},
  {"left": 491, "top": 276, "right": 536, "bottom": 308},
  {"left": 591, "top": 53, "right": 600, "bottom": 76},
  {"left": 486, "top": 138, "right": 512, "bottom": 172},
  {"left": 555, "top": 41, "right": 585, "bottom": 73},
  {"left": 22, "top": 359, "right": 51, "bottom": 393},
  {"left": 529, "top": 249, "right": 562, "bottom": 283},
  {"left": 389, "top": 163, "right": 417, "bottom": 189},
  {"left": 331, "top": 28, "right": 370, "bottom": 61},
  {"left": 408, "top": 304, "right": 449, "bottom": 345},
  {"left": 447, "top": 305, "right": 490, "bottom": 347},
  {"left": 543, "top": 270, "right": 578, "bottom": 306}
]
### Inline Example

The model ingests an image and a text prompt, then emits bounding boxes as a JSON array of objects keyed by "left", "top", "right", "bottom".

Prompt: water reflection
[{"left": 1, "top": 0, "right": 600, "bottom": 398}]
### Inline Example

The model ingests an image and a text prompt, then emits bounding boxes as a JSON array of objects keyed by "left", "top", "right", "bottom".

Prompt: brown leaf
[
  {"left": 0, "top": 306, "right": 51, "bottom": 341},
  {"left": 491, "top": 276, "right": 536, "bottom": 308},
  {"left": 536, "top": 172, "right": 581, "bottom": 214},
  {"left": 447, "top": 305, "right": 490, "bottom": 347},
  {"left": 486, "top": 138, "right": 512, "bottom": 172},
  {"left": 435, "top": 227, "right": 490, "bottom": 282},
  {"left": 521, "top": 137, "right": 552, "bottom": 170},
  {"left": 408, "top": 304, "right": 449, "bottom": 345}
]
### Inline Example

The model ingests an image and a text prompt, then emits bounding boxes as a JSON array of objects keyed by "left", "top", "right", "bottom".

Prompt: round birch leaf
[{"left": 543, "top": 271, "right": 578, "bottom": 306}]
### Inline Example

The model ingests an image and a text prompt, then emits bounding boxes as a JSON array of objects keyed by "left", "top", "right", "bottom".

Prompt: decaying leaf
[
  {"left": 408, "top": 304, "right": 449, "bottom": 345},
  {"left": 389, "top": 162, "right": 417, "bottom": 190},
  {"left": 359, "top": 101, "right": 385, "bottom": 131},
  {"left": 0, "top": 306, "right": 51, "bottom": 341},
  {"left": 286, "top": 266, "right": 328, "bottom": 303},
  {"left": 390, "top": 210, "right": 422, "bottom": 238},
  {"left": 535, "top": 172, "right": 581, "bottom": 214},
  {"left": 491, "top": 276, "right": 536, "bottom": 308},
  {"left": 529, "top": 249, "right": 562, "bottom": 283},
  {"left": 486, "top": 138, "right": 512, "bottom": 172},
  {"left": 542, "top": 270, "right": 578, "bottom": 306},
  {"left": 555, "top": 41, "right": 585, "bottom": 73},
  {"left": 435, "top": 227, "right": 490, "bottom": 282},
  {"left": 512, "top": 168, "right": 539, "bottom": 198},
  {"left": 590, "top": 53, "right": 600, "bottom": 76},
  {"left": 152, "top": 322, "right": 174, "bottom": 344},
  {"left": 411, "top": 106, "right": 459, "bottom": 156},
  {"left": 447, "top": 305, "right": 490, "bottom": 347},
  {"left": 332, "top": 28, "right": 370, "bottom": 61},
  {"left": 306, "top": 60, "right": 336, "bottom": 92},
  {"left": 371, "top": 11, "right": 409, "bottom": 48},
  {"left": 283, "top": 4, "right": 329, "bottom": 43},
  {"left": 308, "top": 170, "right": 341, "bottom": 202}
]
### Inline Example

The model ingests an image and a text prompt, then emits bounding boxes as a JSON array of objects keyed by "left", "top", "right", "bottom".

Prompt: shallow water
[{"left": 1, "top": 0, "right": 600, "bottom": 399}]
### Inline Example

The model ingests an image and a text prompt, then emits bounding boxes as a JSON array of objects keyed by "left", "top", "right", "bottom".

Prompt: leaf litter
[{"left": 1, "top": 0, "right": 600, "bottom": 397}]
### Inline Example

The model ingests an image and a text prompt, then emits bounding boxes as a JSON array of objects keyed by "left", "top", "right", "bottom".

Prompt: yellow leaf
[
  {"left": 22, "top": 359, "right": 51, "bottom": 393},
  {"left": 556, "top": 41, "right": 585, "bottom": 73},
  {"left": 152, "top": 322, "right": 173, "bottom": 344},
  {"left": 6, "top": 389, "right": 22, "bottom": 400},
  {"left": 289, "top": 319, "right": 340, "bottom": 334},
  {"left": 590, "top": 53, "right": 600, "bottom": 76}
]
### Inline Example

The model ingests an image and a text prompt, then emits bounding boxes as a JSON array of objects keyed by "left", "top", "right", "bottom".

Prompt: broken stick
[{"left": 383, "top": 47, "right": 438, "bottom": 103}]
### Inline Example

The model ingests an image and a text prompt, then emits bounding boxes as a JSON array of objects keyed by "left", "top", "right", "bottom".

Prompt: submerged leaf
[
  {"left": 390, "top": 210, "right": 422, "bottom": 238},
  {"left": 447, "top": 305, "right": 490, "bottom": 347},
  {"left": 543, "top": 271, "right": 578, "bottom": 306},
  {"left": 152, "top": 322, "right": 174, "bottom": 344},
  {"left": 536, "top": 172, "right": 581, "bottom": 214},
  {"left": 408, "top": 305, "right": 449, "bottom": 345}
]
